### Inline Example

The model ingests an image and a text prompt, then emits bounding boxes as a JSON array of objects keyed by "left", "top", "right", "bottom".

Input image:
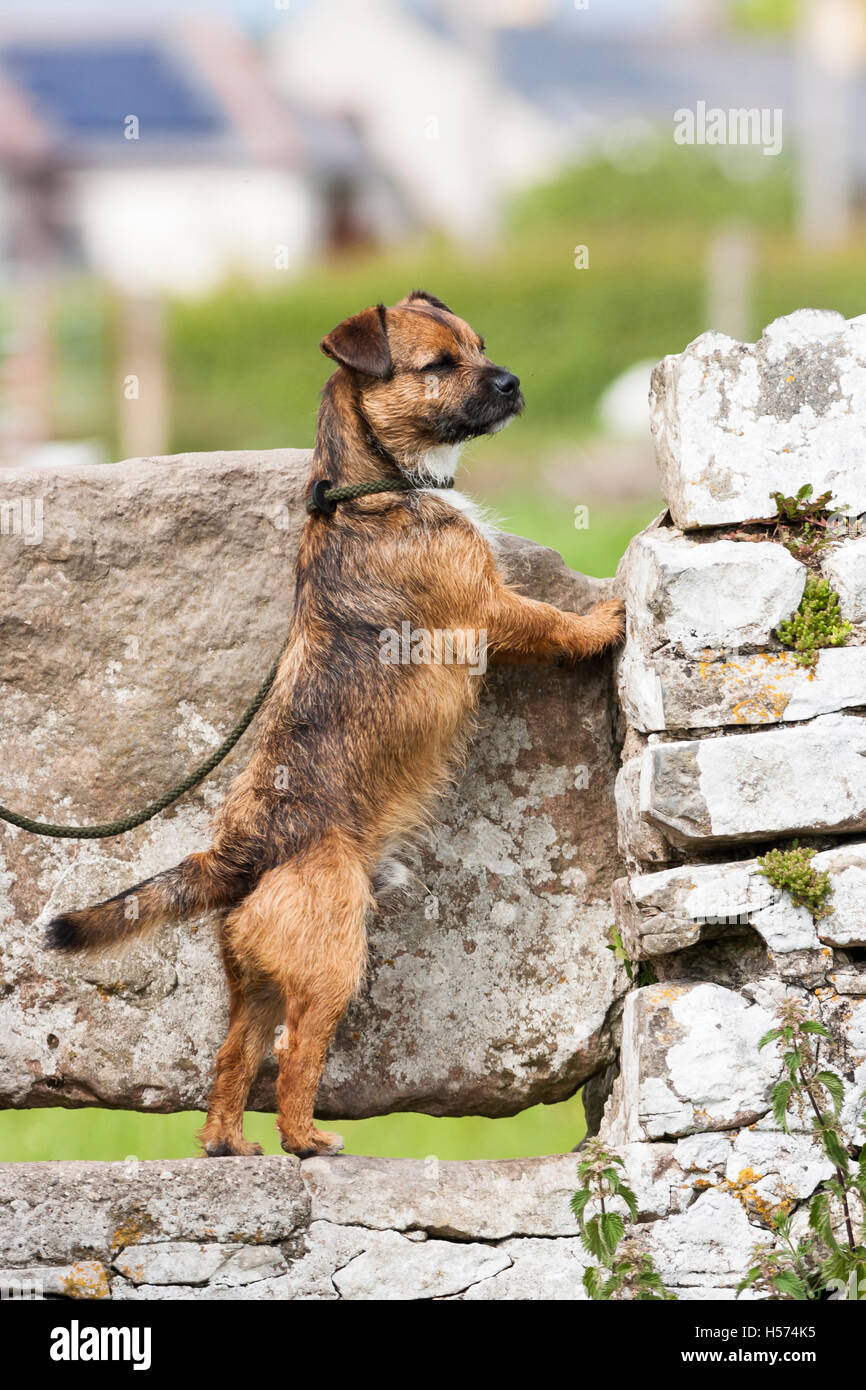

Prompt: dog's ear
[
  {"left": 320, "top": 304, "right": 392, "bottom": 378},
  {"left": 400, "top": 289, "right": 454, "bottom": 314}
]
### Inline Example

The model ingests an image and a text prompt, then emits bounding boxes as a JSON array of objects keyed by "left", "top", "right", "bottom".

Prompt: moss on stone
[
  {"left": 756, "top": 843, "right": 832, "bottom": 920},
  {"left": 776, "top": 576, "right": 851, "bottom": 668}
]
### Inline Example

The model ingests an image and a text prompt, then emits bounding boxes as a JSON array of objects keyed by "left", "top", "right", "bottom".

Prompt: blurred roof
[
  {"left": 1, "top": 39, "right": 226, "bottom": 141},
  {"left": 495, "top": 28, "right": 795, "bottom": 123},
  {"left": 0, "top": 18, "right": 367, "bottom": 174}
]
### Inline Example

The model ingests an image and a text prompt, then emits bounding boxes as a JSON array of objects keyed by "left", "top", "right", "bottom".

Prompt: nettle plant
[
  {"left": 768, "top": 484, "right": 841, "bottom": 564},
  {"left": 571, "top": 1141, "right": 676, "bottom": 1301},
  {"left": 575, "top": 1000, "right": 865, "bottom": 1302},
  {"left": 738, "top": 999, "right": 866, "bottom": 1301}
]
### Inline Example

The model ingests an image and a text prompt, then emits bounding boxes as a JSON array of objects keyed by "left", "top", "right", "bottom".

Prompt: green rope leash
[
  {"left": 0, "top": 473, "right": 456, "bottom": 840},
  {"left": 0, "top": 635, "right": 289, "bottom": 839},
  {"left": 306, "top": 475, "right": 454, "bottom": 514}
]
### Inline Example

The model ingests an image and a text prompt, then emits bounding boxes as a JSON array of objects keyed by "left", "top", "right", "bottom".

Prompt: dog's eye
[
  {"left": 420, "top": 353, "right": 456, "bottom": 371},
  {"left": 478, "top": 338, "right": 486, "bottom": 353}
]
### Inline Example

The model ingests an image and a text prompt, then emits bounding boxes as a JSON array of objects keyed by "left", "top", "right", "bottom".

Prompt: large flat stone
[
  {"left": 613, "top": 861, "right": 806, "bottom": 959},
  {"left": 458, "top": 1237, "right": 590, "bottom": 1300},
  {"left": 0, "top": 1156, "right": 308, "bottom": 1266},
  {"left": 332, "top": 1232, "right": 511, "bottom": 1300},
  {"left": 640, "top": 713, "right": 866, "bottom": 846},
  {"left": 0, "top": 451, "right": 626, "bottom": 1118},
  {"left": 643, "top": 1188, "right": 764, "bottom": 1292},
  {"left": 651, "top": 308, "right": 866, "bottom": 529},
  {"left": 615, "top": 842, "right": 866, "bottom": 958},
  {"left": 301, "top": 1153, "right": 581, "bottom": 1239}
]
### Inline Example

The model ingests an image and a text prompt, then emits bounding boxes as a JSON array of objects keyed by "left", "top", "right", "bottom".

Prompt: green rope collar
[{"left": 306, "top": 474, "right": 455, "bottom": 515}]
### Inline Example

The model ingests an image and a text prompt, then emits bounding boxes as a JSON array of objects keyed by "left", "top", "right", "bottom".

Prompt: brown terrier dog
[{"left": 46, "top": 291, "right": 624, "bottom": 1158}]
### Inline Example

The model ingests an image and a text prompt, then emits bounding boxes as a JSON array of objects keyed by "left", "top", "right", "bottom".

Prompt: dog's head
[{"left": 320, "top": 290, "right": 524, "bottom": 477}]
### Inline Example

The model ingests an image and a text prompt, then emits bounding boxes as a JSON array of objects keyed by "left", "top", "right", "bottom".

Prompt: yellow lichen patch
[
  {"left": 699, "top": 653, "right": 797, "bottom": 723},
  {"left": 60, "top": 1261, "right": 110, "bottom": 1300},
  {"left": 229, "top": 1227, "right": 268, "bottom": 1245},
  {"left": 647, "top": 984, "right": 688, "bottom": 1003},
  {"left": 721, "top": 1167, "right": 794, "bottom": 1227},
  {"left": 110, "top": 1214, "right": 157, "bottom": 1254},
  {"left": 733, "top": 699, "right": 775, "bottom": 724}
]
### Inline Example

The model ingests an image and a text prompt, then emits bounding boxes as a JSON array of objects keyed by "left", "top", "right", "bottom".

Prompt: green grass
[
  {"left": 492, "top": 493, "right": 661, "bottom": 577},
  {"left": 0, "top": 1097, "right": 585, "bottom": 1164}
]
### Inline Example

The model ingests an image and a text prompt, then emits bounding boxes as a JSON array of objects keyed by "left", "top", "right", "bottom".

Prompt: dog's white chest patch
[
  {"left": 418, "top": 443, "right": 463, "bottom": 484},
  {"left": 429, "top": 486, "right": 499, "bottom": 546},
  {"left": 414, "top": 443, "right": 498, "bottom": 545}
]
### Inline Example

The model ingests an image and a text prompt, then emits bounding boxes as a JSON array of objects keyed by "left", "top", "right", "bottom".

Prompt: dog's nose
[{"left": 491, "top": 370, "right": 520, "bottom": 398}]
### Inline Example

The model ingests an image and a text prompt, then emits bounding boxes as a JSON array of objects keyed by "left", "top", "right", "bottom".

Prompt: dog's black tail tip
[{"left": 44, "top": 914, "right": 81, "bottom": 953}]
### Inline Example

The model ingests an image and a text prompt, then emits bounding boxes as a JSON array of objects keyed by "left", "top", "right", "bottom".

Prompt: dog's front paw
[
  {"left": 556, "top": 598, "right": 625, "bottom": 662},
  {"left": 589, "top": 597, "right": 626, "bottom": 647}
]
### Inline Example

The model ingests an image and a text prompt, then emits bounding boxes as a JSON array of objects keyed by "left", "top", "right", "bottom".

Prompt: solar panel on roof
[{"left": 0, "top": 42, "right": 226, "bottom": 139}]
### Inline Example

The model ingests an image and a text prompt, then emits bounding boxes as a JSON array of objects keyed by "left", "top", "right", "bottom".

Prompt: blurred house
[
  {"left": 0, "top": 15, "right": 402, "bottom": 295},
  {"left": 269, "top": 0, "right": 566, "bottom": 247},
  {"left": 271, "top": 0, "right": 866, "bottom": 250}
]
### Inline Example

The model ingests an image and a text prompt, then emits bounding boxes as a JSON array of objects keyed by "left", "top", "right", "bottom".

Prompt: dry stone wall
[
  {"left": 604, "top": 309, "right": 866, "bottom": 1295},
  {"left": 3, "top": 309, "right": 866, "bottom": 1300}
]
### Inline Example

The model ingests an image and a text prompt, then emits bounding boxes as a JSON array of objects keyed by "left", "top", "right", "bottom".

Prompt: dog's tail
[{"left": 44, "top": 850, "right": 244, "bottom": 955}]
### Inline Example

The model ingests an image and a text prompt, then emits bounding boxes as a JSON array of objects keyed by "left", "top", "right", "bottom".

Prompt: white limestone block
[
  {"left": 640, "top": 714, "right": 866, "bottom": 845},
  {"left": 651, "top": 309, "right": 866, "bottom": 529}
]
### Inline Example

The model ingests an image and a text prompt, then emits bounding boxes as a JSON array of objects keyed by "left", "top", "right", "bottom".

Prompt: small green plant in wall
[
  {"left": 776, "top": 576, "right": 851, "bottom": 669},
  {"left": 770, "top": 483, "right": 834, "bottom": 525},
  {"left": 571, "top": 1141, "right": 676, "bottom": 1300},
  {"left": 768, "top": 484, "right": 843, "bottom": 564},
  {"left": 756, "top": 841, "right": 833, "bottom": 920},
  {"left": 606, "top": 925, "right": 657, "bottom": 987}
]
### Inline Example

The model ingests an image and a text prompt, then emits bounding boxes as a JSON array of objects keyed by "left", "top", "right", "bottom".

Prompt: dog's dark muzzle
[
  {"left": 434, "top": 369, "right": 524, "bottom": 443},
  {"left": 484, "top": 367, "right": 524, "bottom": 426}
]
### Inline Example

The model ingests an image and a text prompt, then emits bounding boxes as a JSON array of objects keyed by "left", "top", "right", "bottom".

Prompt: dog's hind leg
[
  {"left": 274, "top": 845, "right": 371, "bottom": 1157},
  {"left": 199, "top": 934, "right": 283, "bottom": 1158},
  {"left": 218, "top": 838, "right": 372, "bottom": 1159}
]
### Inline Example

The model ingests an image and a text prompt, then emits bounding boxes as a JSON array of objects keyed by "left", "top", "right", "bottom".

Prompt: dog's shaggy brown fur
[{"left": 46, "top": 291, "right": 624, "bottom": 1157}]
